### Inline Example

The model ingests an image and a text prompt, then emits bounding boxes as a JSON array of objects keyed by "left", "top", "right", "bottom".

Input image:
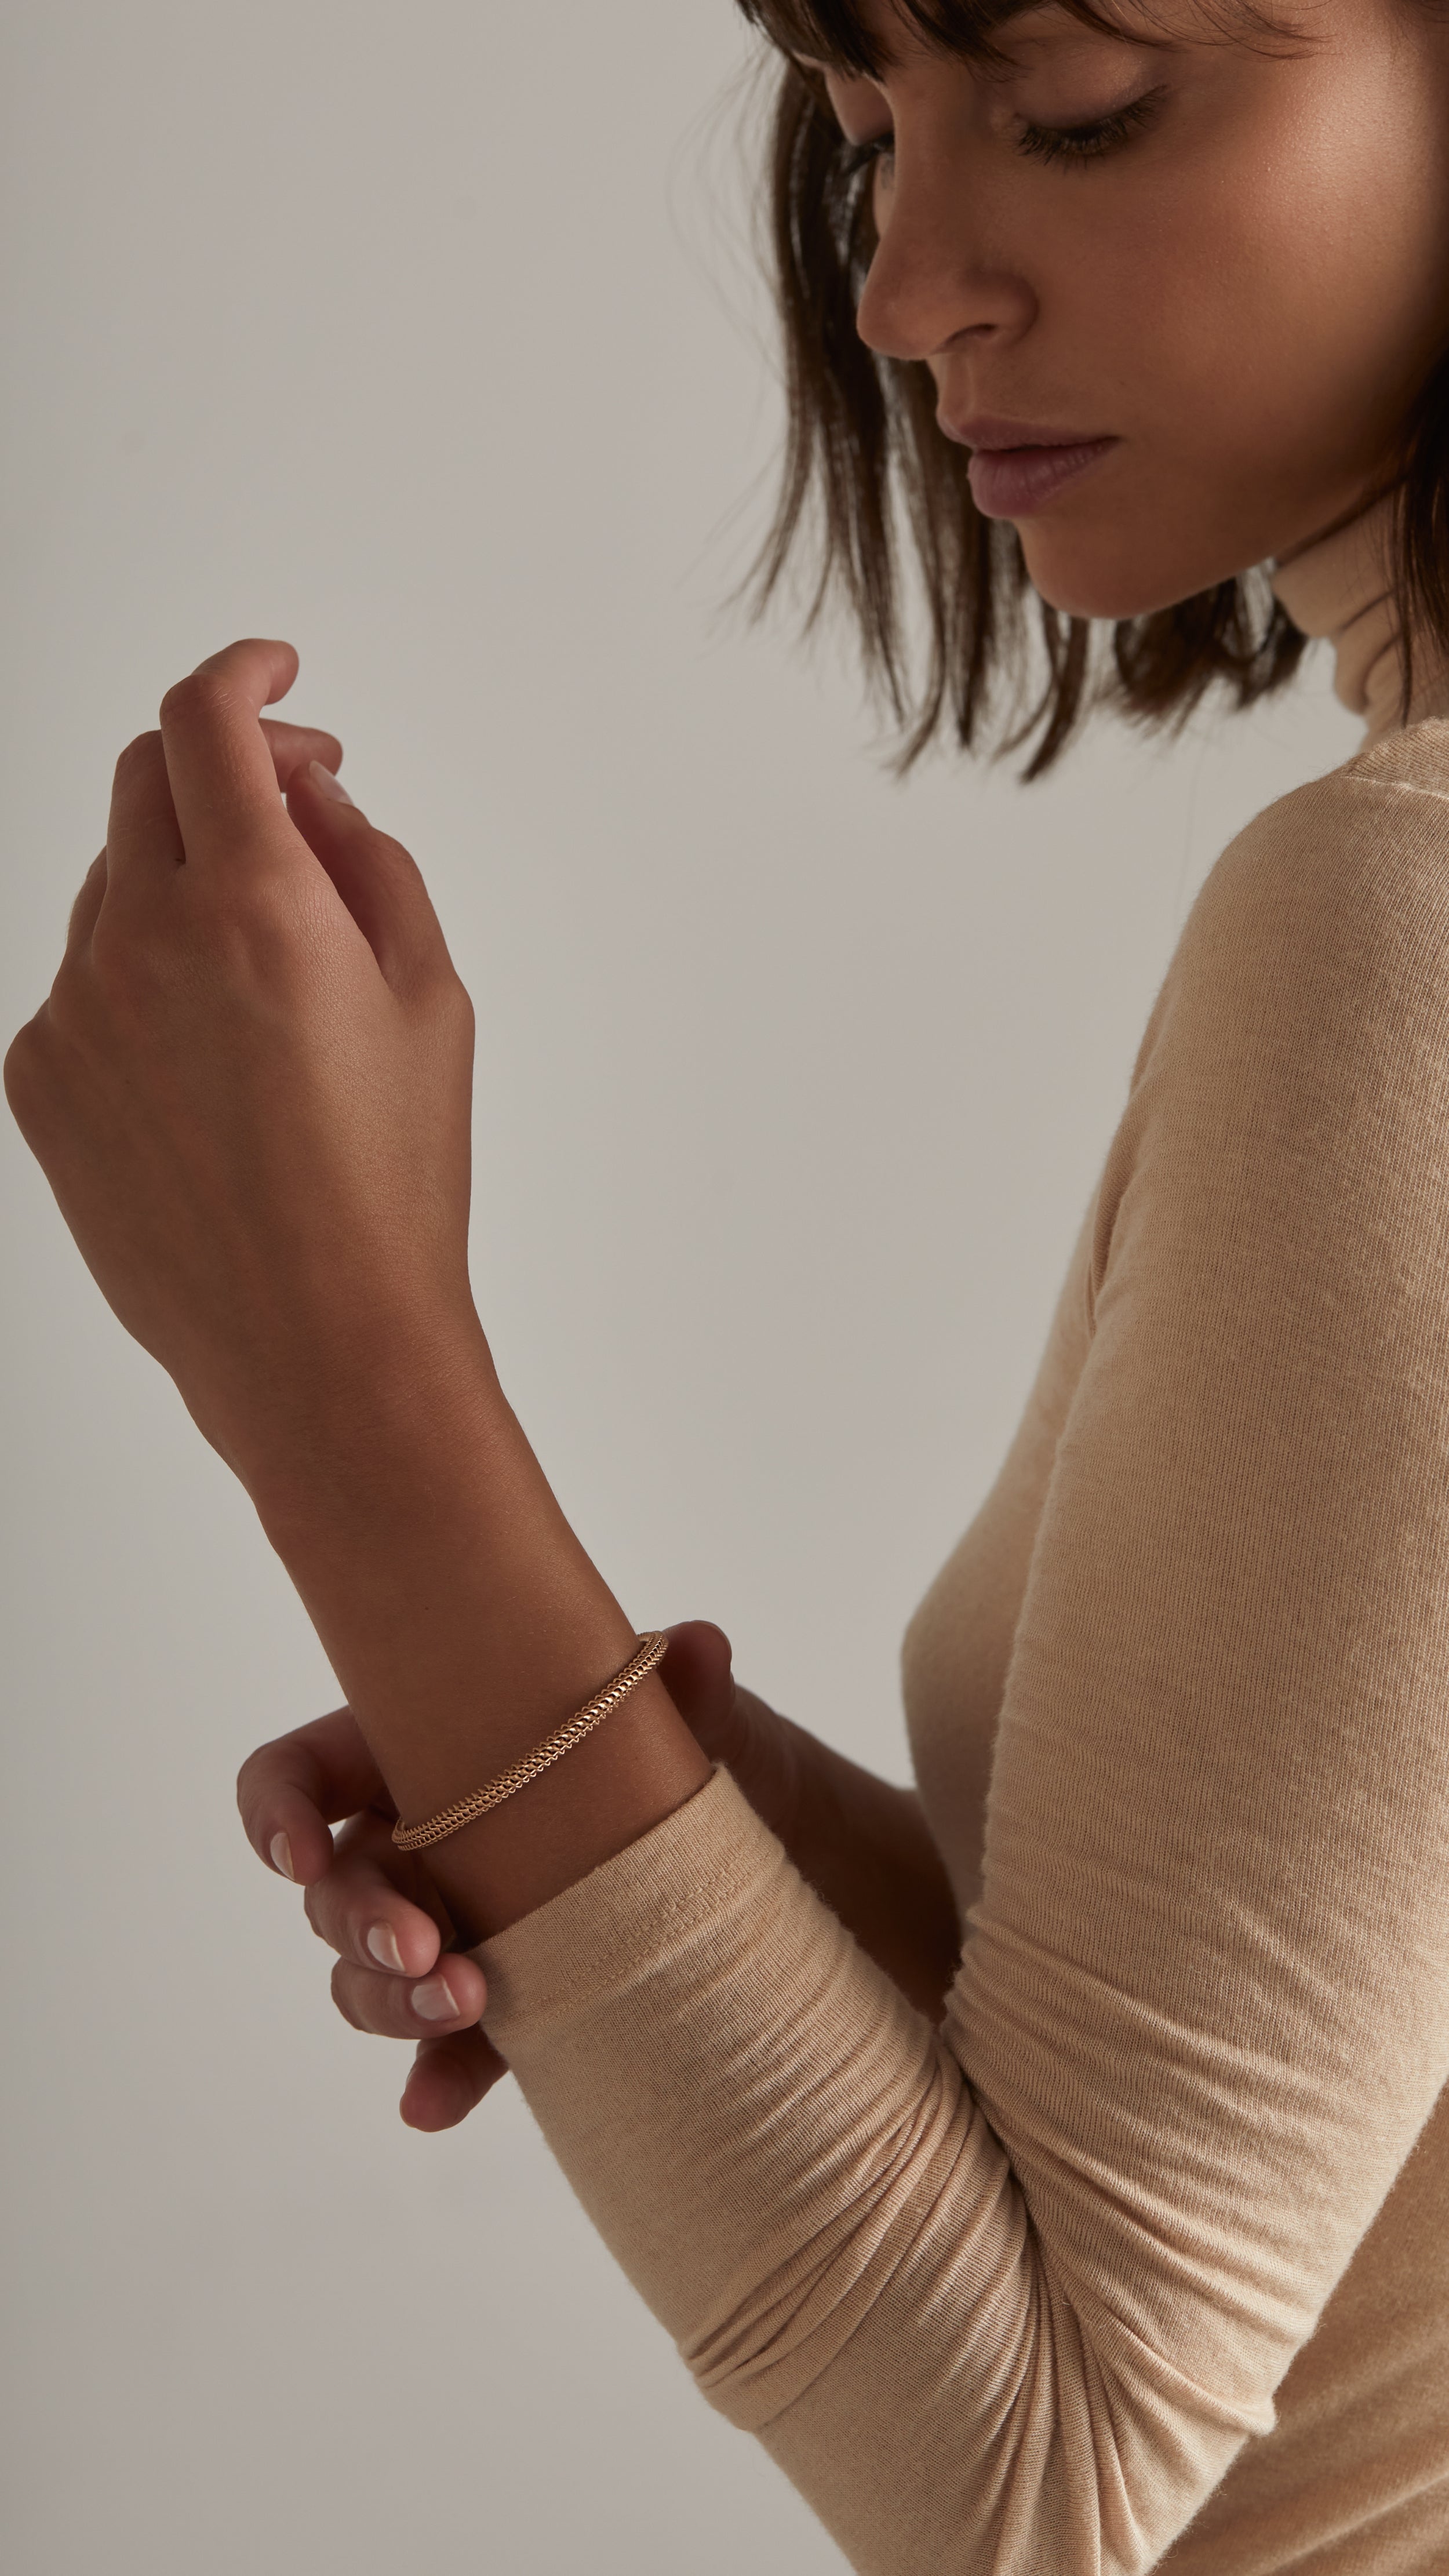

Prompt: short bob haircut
[{"left": 736, "top": 0, "right": 1449, "bottom": 776}]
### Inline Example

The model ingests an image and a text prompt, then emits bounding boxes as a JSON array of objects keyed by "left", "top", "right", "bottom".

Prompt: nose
[{"left": 855, "top": 170, "right": 1035, "bottom": 365}]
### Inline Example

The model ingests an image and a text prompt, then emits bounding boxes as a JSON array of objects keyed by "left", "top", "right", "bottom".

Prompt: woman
[{"left": 8, "top": 1, "right": 1448, "bottom": 2568}]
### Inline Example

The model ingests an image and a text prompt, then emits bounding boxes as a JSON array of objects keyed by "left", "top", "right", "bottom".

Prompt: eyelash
[
  {"left": 1018, "top": 86, "right": 1167, "bottom": 167},
  {"left": 842, "top": 85, "right": 1167, "bottom": 184}
]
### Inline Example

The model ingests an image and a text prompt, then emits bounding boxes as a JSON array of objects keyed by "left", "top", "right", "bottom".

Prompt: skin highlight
[{"left": 814, "top": 0, "right": 1449, "bottom": 617}]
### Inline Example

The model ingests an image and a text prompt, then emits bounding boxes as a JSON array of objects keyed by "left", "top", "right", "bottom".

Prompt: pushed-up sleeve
[{"left": 472, "top": 741, "right": 1449, "bottom": 2576}]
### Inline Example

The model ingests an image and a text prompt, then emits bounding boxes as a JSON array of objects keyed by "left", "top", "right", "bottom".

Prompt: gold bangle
[{"left": 390, "top": 1630, "right": 671, "bottom": 1853}]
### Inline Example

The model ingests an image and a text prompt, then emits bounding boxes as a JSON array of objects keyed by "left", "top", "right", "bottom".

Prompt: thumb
[
  {"left": 661, "top": 1625, "right": 800, "bottom": 1833},
  {"left": 286, "top": 760, "right": 453, "bottom": 995},
  {"left": 660, "top": 1620, "right": 740, "bottom": 1753}
]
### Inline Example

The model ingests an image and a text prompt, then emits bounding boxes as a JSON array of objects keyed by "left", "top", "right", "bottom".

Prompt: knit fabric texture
[{"left": 470, "top": 504, "right": 1449, "bottom": 2574}]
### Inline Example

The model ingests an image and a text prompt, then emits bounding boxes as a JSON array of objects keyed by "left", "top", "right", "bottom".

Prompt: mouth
[{"left": 941, "top": 415, "right": 1121, "bottom": 521}]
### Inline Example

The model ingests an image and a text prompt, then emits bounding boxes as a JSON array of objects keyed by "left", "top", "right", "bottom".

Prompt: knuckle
[
  {"left": 2, "top": 1019, "right": 41, "bottom": 1111},
  {"left": 65, "top": 856, "right": 107, "bottom": 940},
  {"left": 233, "top": 1747, "right": 277, "bottom": 1831},
  {"left": 429, "top": 967, "right": 474, "bottom": 1040},
  {"left": 38, "top": 958, "right": 90, "bottom": 1050},
  {"left": 205, "top": 874, "right": 307, "bottom": 985},
  {"left": 85, "top": 914, "right": 174, "bottom": 1015},
  {"left": 3, "top": 1012, "right": 71, "bottom": 1144},
  {"left": 330, "top": 1960, "right": 364, "bottom": 2032},
  {"left": 112, "top": 729, "right": 164, "bottom": 789},
  {"left": 159, "top": 667, "right": 230, "bottom": 728}
]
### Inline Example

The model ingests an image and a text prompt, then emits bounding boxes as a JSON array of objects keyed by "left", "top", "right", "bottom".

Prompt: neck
[{"left": 1270, "top": 491, "right": 1449, "bottom": 743}]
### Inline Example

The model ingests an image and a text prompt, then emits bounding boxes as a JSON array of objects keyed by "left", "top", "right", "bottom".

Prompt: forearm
[
  {"left": 682, "top": 1677, "right": 963, "bottom": 2019},
  {"left": 249, "top": 1318, "right": 710, "bottom": 1944},
  {"left": 769, "top": 1718, "right": 963, "bottom": 2021},
  {"left": 248, "top": 1315, "right": 962, "bottom": 1998}
]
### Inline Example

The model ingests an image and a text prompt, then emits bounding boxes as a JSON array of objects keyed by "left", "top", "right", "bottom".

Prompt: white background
[{"left": 1, "top": 4, "right": 1360, "bottom": 2570}]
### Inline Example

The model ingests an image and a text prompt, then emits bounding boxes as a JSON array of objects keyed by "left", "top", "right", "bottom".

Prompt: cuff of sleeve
[
  {"left": 461, "top": 1755, "right": 961, "bottom": 2438},
  {"left": 465, "top": 1762, "right": 784, "bottom": 2052}
]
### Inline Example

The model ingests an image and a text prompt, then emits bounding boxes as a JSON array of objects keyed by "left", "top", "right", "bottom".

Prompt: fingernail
[
  {"left": 308, "top": 759, "right": 355, "bottom": 806},
  {"left": 270, "top": 1832, "right": 295, "bottom": 1881},
  {"left": 412, "top": 1973, "right": 458, "bottom": 2022},
  {"left": 367, "top": 1922, "right": 405, "bottom": 1971}
]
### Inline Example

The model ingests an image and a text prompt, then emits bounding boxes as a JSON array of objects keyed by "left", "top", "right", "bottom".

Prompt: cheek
[
  {"left": 1009, "top": 104, "right": 1449, "bottom": 617},
  {"left": 1090, "top": 68, "right": 1449, "bottom": 479}
]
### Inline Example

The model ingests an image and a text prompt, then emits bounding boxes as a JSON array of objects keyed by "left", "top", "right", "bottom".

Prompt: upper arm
[
  {"left": 954, "top": 768, "right": 1449, "bottom": 2437},
  {"left": 471, "top": 763, "right": 1449, "bottom": 2576}
]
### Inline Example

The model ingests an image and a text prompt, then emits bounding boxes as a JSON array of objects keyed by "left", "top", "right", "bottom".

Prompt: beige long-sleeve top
[{"left": 470, "top": 497, "right": 1449, "bottom": 2575}]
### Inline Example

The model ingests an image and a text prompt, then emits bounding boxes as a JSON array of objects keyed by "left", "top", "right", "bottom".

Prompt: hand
[
  {"left": 236, "top": 1621, "right": 764, "bottom": 2131},
  {"left": 238, "top": 1705, "right": 504, "bottom": 2132},
  {"left": 239, "top": 1611, "right": 957, "bottom": 2127},
  {"left": 4, "top": 638, "right": 482, "bottom": 1499}
]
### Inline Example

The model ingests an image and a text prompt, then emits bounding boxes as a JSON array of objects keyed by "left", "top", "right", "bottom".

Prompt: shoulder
[
  {"left": 1138, "top": 718, "right": 1449, "bottom": 1093},
  {"left": 1188, "top": 716, "right": 1449, "bottom": 980},
  {"left": 1095, "top": 722, "right": 1449, "bottom": 1300}
]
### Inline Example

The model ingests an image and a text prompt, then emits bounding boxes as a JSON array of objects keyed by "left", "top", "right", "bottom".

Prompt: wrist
[
  {"left": 237, "top": 1307, "right": 504, "bottom": 1557},
  {"left": 241, "top": 1322, "right": 651, "bottom": 1836}
]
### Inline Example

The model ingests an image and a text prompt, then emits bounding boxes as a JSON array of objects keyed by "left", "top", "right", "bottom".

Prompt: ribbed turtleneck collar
[{"left": 1269, "top": 491, "right": 1449, "bottom": 742}]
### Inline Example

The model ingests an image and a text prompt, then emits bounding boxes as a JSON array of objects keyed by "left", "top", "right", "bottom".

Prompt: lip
[{"left": 940, "top": 415, "right": 1121, "bottom": 521}]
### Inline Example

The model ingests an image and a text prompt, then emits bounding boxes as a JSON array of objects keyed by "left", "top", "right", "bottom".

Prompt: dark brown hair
[{"left": 733, "top": 0, "right": 1449, "bottom": 776}]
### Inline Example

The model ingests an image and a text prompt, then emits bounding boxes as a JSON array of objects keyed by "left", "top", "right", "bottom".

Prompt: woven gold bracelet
[{"left": 391, "top": 1630, "right": 671, "bottom": 1853}]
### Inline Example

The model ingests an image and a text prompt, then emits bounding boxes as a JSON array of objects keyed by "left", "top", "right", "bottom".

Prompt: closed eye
[
  {"left": 838, "top": 81, "right": 1166, "bottom": 189},
  {"left": 1017, "top": 85, "right": 1168, "bottom": 169}
]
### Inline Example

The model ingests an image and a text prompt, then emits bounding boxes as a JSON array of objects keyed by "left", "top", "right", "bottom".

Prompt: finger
[
  {"left": 157, "top": 637, "right": 301, "bottom": 868},
  {"left": 259, "top": 719, "right": 344, "bottom": 792},
  {"left": 719, "top": 1679, "right": 800, "bottom": 1820},
  {"left": 64, "top": 853, "right": 108, "bottom": 956},
  {"left": 331, "top": 1951, "right": 487, "bottom": 2040},
  {"left": 104, "top": 729, "right": 185, "bottom": 889},
  {"left": 283, "top": 762, "right": 455, "bottom": 995},
  {"left": 400, "top": 2030, "right": 509, "bottom": 2133},
  {"left": 304, "top": 1811, "right": 451, "bottom": 1974},
  {"left": 99, "top": 714, "right": 340, "bottom": 902},
  {"left": 236, "top": 1705, "right": 394, "bottom": 1886},
  {"left": 658, "top": 1620, "right": 736, "bottom": 1733},
  {"left": 332, "top": 1806, "right": 459, "bottom": 1945},
  {"left": 657, "top": 1624, "right": 794, "bottom": 1809}
]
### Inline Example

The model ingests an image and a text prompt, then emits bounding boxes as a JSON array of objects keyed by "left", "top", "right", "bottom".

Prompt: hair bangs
[
  {"left": 736, "top": 0, "right": 1287, "bottom": 78},
  {"left": 730, "top": 1, "right": 1409, "bottom": 776},
  {"left": 734, "top": 1, "right": 1133, "bottom": 79}
]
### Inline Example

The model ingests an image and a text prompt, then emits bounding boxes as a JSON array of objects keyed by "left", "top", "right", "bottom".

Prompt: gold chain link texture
[{"left": 391, "top": 1630, "right": 671, "bottom": 1853}]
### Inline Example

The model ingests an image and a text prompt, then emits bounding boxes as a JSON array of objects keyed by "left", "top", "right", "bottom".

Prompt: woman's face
[{"left": 811, "top": 1, "right": 1449, "bottom": 616}]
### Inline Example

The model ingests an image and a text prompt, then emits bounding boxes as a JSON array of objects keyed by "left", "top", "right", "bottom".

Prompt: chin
[{"left": 1018, "top": 529, "right": 1219, "bottom": 626}]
